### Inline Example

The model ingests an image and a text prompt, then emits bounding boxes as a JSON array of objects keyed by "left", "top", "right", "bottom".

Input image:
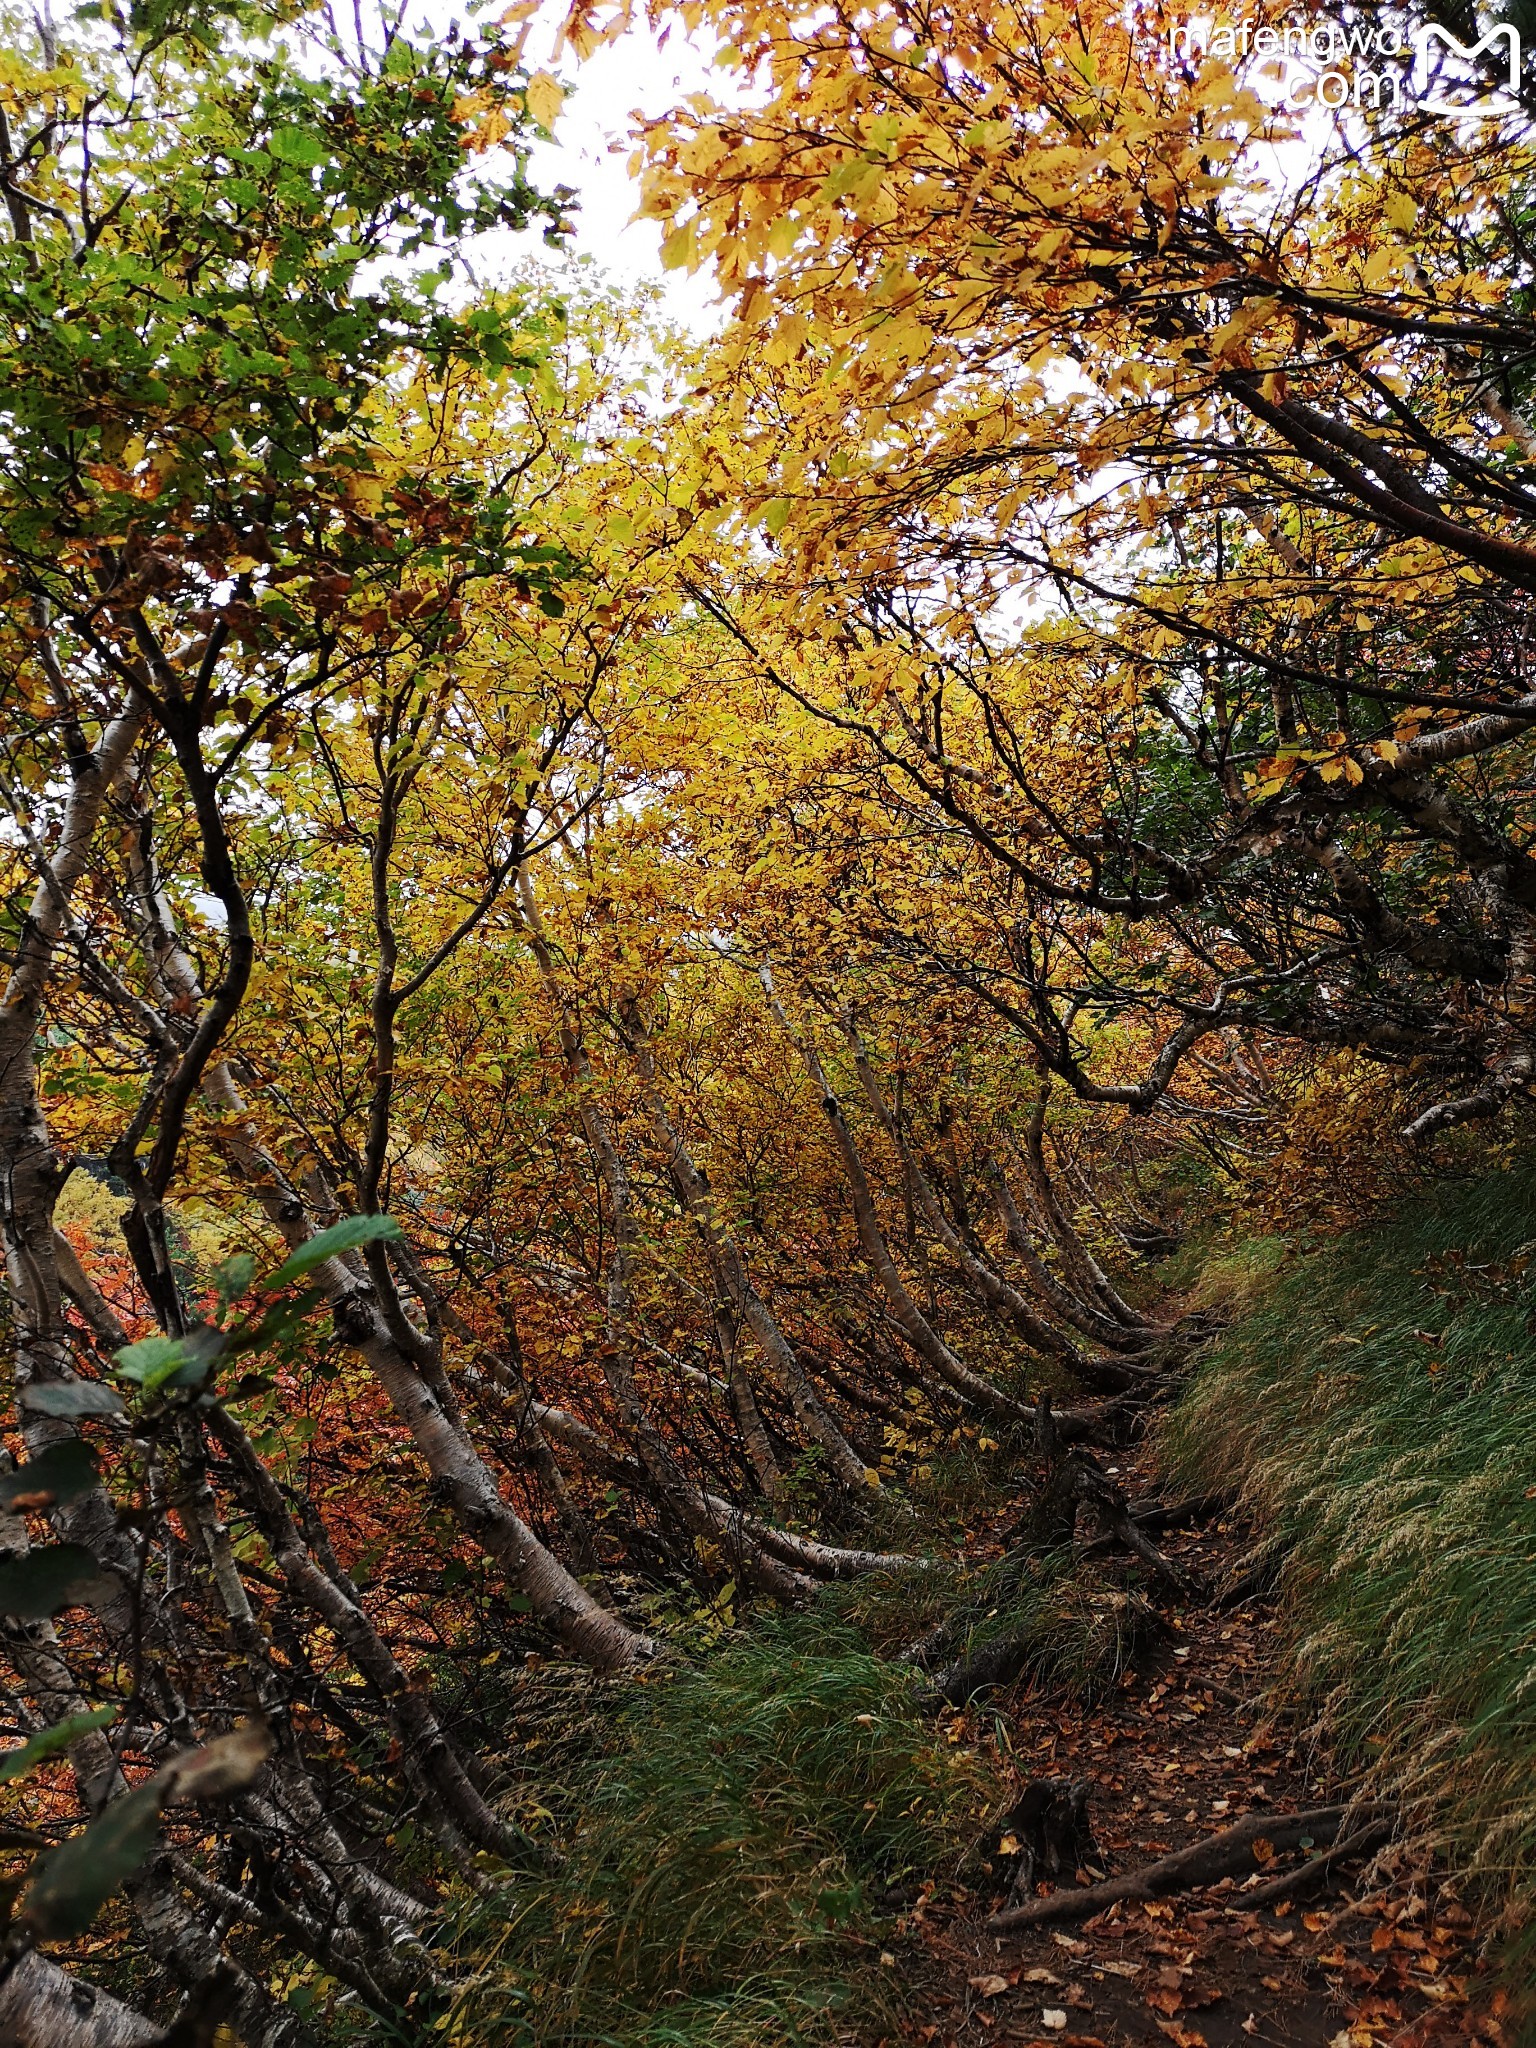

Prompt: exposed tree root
[
  {"left": 987, "top": 1801, "right": 1394, "bottom": 1930},
  {"left": 1241, "top": 1814, "right": 1398, "bottom": 1908}
]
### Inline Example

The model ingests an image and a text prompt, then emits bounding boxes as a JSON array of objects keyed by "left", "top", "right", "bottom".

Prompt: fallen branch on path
[
  {"left": 1241, "top": 1814, "right": 1398, "bottom": 1908},
  {"left": 987, "top": 1802, "right": 1394, "bottom": 1931}
]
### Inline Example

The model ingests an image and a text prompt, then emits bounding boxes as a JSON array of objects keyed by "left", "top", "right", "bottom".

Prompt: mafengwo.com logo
[{"left": 1167, "top": 14, "right": 1523, "bottom": 116}]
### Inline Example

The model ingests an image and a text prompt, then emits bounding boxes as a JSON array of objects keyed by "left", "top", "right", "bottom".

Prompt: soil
[{"left": 888, "top": 1456, "right": 1513, "bottom": 2048}]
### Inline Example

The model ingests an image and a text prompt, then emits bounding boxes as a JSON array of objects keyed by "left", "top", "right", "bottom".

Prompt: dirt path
[{"left": 890, "top": 1474, "right": 1509, "bottom": 2048}]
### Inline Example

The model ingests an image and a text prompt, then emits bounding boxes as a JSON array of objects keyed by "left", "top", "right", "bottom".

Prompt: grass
[
  {"left": 1163, "top": 1157, "right": 1536, "bottom": 1998},
  {"left": 434, "top": 1511, "right": 1150, "bottom": 2047},
  {"left": 828, "top": 1546, "right": 1158, "bottom": 1704},
  {"left": 440, "top": 1611, "right": 990, "bottom": 2046}
]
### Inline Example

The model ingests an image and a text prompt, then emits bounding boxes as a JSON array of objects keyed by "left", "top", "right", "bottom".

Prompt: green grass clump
[
  {"left": 1164, "top": 1159, "right": 1536, "bottom": 1943},
  {"left": 832, "top": 1547, "right": 1156, "bottom": 1704},
  {"left": 445, "top": 1613, "right": 987, "bottom": 2046}
]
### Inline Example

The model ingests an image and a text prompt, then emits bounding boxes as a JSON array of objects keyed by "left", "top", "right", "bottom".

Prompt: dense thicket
[{"left": 2, "top": 0, "right": 1535, "bottom": 2038}]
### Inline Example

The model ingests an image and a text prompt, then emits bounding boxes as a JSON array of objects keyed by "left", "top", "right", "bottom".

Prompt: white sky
[{"left": 487, "top": 6, "right": 729, "bottom": 330}]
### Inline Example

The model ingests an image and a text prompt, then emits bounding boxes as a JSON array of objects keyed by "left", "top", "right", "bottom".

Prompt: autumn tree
[{"left": 615, "top": 0, "right": 1536, "bottom": 1141}]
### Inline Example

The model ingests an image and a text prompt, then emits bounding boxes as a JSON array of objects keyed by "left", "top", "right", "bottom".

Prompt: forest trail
[{"left": 892, "top": 1456, "right": 1508, "bottom": 2048}]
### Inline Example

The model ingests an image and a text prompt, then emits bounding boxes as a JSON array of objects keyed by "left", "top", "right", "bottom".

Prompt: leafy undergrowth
[
  {"left": 442, "top": 1612, "right": 991, "bottom": 2047},
  {"left": 1164, "top": 1157, "right": 1536, "bottom": 2012}
]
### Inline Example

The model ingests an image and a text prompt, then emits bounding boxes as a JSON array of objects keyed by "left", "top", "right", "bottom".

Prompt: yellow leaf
[
  {"left": 524, "top": 70, "right": 564, "bottom": 132},
  {"left": 660, "top": 219, "right": 696, "bottom": 271}
]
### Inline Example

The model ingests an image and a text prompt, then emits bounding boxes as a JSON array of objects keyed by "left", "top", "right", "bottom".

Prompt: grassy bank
[{"left": 1165, "top": 1160, "right": 1536, "bottom": 1974}]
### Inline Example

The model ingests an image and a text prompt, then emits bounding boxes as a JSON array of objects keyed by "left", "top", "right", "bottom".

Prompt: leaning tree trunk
[
  {"left": 839, "top": 1020, "right": 1148, "bottom": 1394},
  {"left": 108, "top": 814, "right": 649, "bottom": 1676},
  {"left": 616, "top": 1004, "right": 872, "bottom": 1491},
  {"left": 759, "top": 970, "right": 1032, "bottom": 1424},
  {"left": 0, "top": 1951, "right": 166, "bottom": 2048}
]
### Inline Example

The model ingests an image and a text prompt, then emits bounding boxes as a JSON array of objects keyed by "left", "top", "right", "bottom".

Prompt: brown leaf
[
  {"left": 969, "top": 1974, "right": 1011, "bottom": 1998},
  {"left": 1182, "top": 1984, "right": 1226, "bottom": 2011},
  {"left": 1154, "top": 2023, "right": 1207, "bottom": 2048}
]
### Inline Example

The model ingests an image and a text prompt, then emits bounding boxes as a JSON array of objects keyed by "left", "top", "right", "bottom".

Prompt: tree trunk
[{"left": 759, "top": 971, "right": 1030, "bottom": 1423}]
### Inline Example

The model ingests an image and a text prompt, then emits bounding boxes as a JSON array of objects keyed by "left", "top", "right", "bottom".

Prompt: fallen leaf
[
  {"left": 1182, "top": 1985, "right": 1226, "bottom": 2011},
  {"left": 1099, "top": 1961, "right": 1140, "bottom": 1978},
  {"left": 1025, "top": 1968, "right": 1064, "bottom": 1985},
  {"left": 1053, "top": 1934, "right": 1090, "bottom": 1953},
  {"left": 970, "top": 1974, "right": 1011, "bottom": 1998},
  {"left": 1147, "top": 1989, "right": 1185, "bottom": 2016},
  {"left": 1420, "top": 1979, "right": 1470, "bottom": 2005},
  {"left": 1252, "top": 1838, "right": 1277, "bottom": 1867}
]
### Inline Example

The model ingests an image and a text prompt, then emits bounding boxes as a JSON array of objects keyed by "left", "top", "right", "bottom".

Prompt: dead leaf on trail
[
  {"left": 1147, "top": 1988, "right": 1185, "bottom": 2015},
  {"left": 1420, "top": 1979, "right": 1470, "bottom": 2004},
  {"left": 1154, "top": 2023, "right": 1208, "bottom": 2048},
  {"left": 1099, "top": 1961, "right": 1141, "bottom": 1978},
  {"left": 1053, "top": 1933, "right": 1090, "bottom": 1952},
  {"left": 1182, "top": 1984, "right": 1226, "bottom": 2010},
  {"left": 969, "top": 1974, "right": 1011, "bottom": 1997},
  {"left": 1024, "top": 1967, "right": 1064, "bottom": 1984},
  {"left": 1252, "top": 1837, "right": 1277, "bottom": 1866}
]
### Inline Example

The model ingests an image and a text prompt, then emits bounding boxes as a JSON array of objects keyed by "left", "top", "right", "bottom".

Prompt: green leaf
[
  {"left": 113, "top": 1325, "right": 225, "bottom": 1396},
  {"left": 265, "top": 1214, "right": 401, "bottom": 1289},
  {"left": 18, "top": 1381, "right": 126, "bottom": 1419},
  {"left": 0, "top": 1544, "right": 112, "bottom": 1620},
  {"left": 215, "top": 1251, "right": 258, "bottom": 1315},
  {"left": 112, "top": 1336, "right": 183, "bottom": 1383},
  {"left": 0, "top": 1442, "right": 99, "bottom": 1513},
  {"left": 0, "top": 1706, "right": 116, "bottom": 1786},
  {"left": 22, "top": 1780, "right": 163, "bottom": 1941},
  {"left": 268, "top": 126, "right": 326, "bottom": 168}
]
